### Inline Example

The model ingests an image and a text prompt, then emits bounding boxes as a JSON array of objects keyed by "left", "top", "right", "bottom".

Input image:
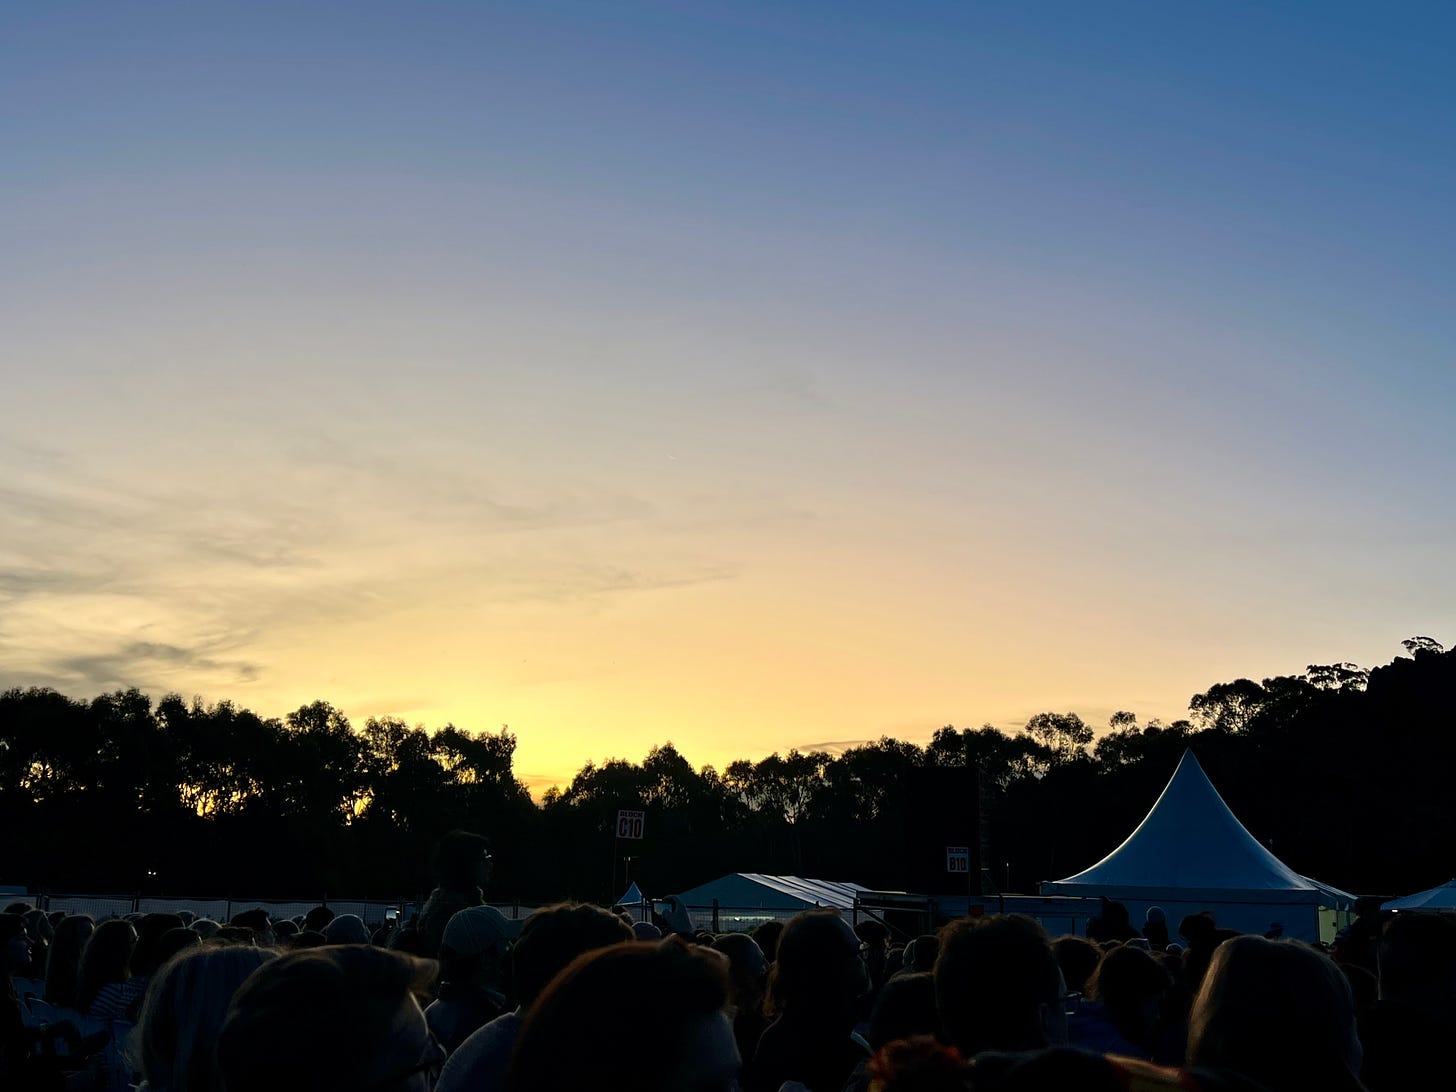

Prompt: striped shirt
[{"left": 84, "top": 979, "right": 144, "bottom": 1024}]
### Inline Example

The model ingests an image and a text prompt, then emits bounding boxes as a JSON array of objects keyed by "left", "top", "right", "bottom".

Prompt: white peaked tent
[
  {"left": 1384, "top": 878, "right": 1456, "bottom": 911},
  {"left": 614, "top": 881, "right": 651, "bottom": 924},
  {"left": 1041, "top": 750, "right": 1355, "bottom": 942},
  {"left": 616, "top": 881, "right": 647, "bottom": 907}
]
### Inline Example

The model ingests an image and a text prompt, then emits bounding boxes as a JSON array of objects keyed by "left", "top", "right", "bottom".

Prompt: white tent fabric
[
  {"left": 671, "top": 873, "right": 869, "bottom": 912},
  {"left": 1041, "top": 750, "right": 1354, "bottom": 941},
  {"left": 1384, "top": 878, "right": 1456, "bottom": 910}
]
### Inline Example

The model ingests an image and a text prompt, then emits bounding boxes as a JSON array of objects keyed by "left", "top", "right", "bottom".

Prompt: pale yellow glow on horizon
[{"left": 4, "top": 159, "right": 1444, "bottom": 787}]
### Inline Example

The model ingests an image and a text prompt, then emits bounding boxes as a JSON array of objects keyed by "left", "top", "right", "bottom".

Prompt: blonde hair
[
  {"left": 1187, "top": 935, "right": 1360, "bottom": 1091},
  {"left": 133, "top": 944, "right": 275, "bottom": 1092}
]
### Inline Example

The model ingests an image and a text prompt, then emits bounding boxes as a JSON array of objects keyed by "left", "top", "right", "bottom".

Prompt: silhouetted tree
[
  {"left": 2, "top": 639, "right": 1452, "bottom": 901},
  {"left": 1023, "top": 712, "right": 1093, "bottom": 764}
]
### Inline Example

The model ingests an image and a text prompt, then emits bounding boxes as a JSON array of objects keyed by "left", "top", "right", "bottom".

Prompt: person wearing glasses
[
  {"left": 417, "top": 831, "right": 494, "bottom": 960},
  {"left": 217, "top": 945, "right": 446, "bottom": 1092}
]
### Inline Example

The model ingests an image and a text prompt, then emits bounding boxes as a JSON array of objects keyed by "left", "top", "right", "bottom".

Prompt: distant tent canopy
[
  {"left": 665, "top": 874, "right": 869, "bottom": 932},
  {"left": 1041, "top": 750, "right": 1354, "bottom": 942},
  {"left": 1384, "top": 878, "right": 1456, "bottom": 911}
]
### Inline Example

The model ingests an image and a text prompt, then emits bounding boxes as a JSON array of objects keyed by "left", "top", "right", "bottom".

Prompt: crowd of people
[{"left": 3, "top": 830, "right": 1454, "bottom": 1091}]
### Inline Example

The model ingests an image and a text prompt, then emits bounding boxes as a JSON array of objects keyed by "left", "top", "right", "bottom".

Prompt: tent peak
[{"left": 1042, "top": 748, "right": 1348, "bottom": 904}]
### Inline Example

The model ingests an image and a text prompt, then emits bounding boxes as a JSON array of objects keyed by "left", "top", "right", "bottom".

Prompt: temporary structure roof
[
  {"left": 670, "top": 873, "right": 869, "bottom": 911},
  {"left": 616, "top": 882, "right": 646, "bottom": 907},
  {"left": 1043, "top": 750, "right": 1354, "bottom": 907},
  {"left": 1384, "top": 878, "right": 1456, "bottom": 911}
]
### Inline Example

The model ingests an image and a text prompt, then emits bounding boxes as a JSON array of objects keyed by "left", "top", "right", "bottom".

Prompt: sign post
[
  {"left": 947, "top": 845, "right": 980, "bottom": 913},
  {"left": 612, "top": 810, "right": 645, "bottom": 901},
  {"left": 967, "top": 760, "right": 982, "bottom": 900}
]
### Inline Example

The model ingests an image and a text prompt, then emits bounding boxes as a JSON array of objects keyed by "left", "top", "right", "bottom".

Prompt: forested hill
[{"left": 2, "top": 640, "right": 1451, "bottom": 903}]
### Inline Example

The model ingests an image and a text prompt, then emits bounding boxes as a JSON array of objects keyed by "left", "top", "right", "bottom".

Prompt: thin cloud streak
[{"left": 0, "top": 438, "right": 742, "bottom": 703}]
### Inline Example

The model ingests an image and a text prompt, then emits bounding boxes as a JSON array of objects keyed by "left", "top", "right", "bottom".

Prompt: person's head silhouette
[
  {"left": 935, "top": 914, "right": 1067, "bottom": 1056},
  {"left": 217, "top": 945, "right": 442, "bottom": 1092},
  {"left": 506, "top": 936, "right": 736, "bottom": 1092},
  {"left": 1187, "top": 935, "right": 1362, "bottom": 1091}
]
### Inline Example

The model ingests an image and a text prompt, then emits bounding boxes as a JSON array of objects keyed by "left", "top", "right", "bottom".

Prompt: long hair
[
  {"left": 76, "top": 919, "right": 137, "bottom": 1013},
  {"left": 766, "top": 909, "right": 864, "bottom": 1021},
  {"left": 44, "top": 915, "right": 94, "bottom": 1009},
  {"left": 133, "top": 945, "right": 274, "bottom": 1092},
  {"left": 1187, "top": 935, "right": 1361, "bottom": 1091}
]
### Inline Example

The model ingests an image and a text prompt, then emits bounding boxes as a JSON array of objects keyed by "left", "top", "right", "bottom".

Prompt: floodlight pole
[
  {"left": 610, "top": 831, "right": 619, "bottom": 905},
  {"left": 967, "top": 758, "right": 982, "bottom": 901}
]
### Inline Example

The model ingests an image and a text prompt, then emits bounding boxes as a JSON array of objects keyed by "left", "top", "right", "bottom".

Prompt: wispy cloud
[
  {"left": 0, "top": 435, "right": 738, "bottom": 699},
  {"left": 53, "top": 640, "right": 261, "bottom": 691},
  {"left": 786, "top": 738, "right": 878, "bottom": 755}
]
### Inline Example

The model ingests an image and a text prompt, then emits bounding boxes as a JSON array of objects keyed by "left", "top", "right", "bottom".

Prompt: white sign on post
[
  {"left": 946, "top": 845, "right": 970, "bottom": 873},
  {"left": 616, "top": 809, "right": 645, "bottom": 840}
]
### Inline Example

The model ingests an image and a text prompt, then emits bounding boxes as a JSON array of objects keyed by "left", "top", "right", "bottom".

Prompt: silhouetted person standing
[
  {"left": 1360, "top": 912, "right": 1456, "bottom": 1092},
  {"left": 1143, "top": 906, "right": 1170, "bottom": 950},
  {"left": 1087, "top": 898, "right": 1139, "bottom": 944},
  {"left": 1178, "top": 911, "right": 1237, "bottom": 993},
  {"left": 418, "top": 830, "right": 492, "bottom": 959}
]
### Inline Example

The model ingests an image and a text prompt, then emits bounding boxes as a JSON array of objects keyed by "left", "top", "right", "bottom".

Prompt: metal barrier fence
[
  {"left": 33, "top": 895, "right": 814, "bottom": 934},
  {"left": 682, "top": 903, "right": 836, "bottom": 933},
  {"left": 37, "top": 893, "right": 418, "bottom": 926},
  {"left": 41, "top": 894, "right": 137, "bottom": 921},
  {"left": 34, "top": 894, "right": 648, "bottom": 927}
]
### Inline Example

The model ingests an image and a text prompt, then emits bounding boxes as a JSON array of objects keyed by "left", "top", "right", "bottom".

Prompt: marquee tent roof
[
  {"left": 670, "top": 873, "right": 869, "bottom": 911},
  {"left": 1043, "top": 750, "right": 1354, "bottom": 907},
  {"left": 1384, "top": 878, "right": 1456, "bottom": 911}
]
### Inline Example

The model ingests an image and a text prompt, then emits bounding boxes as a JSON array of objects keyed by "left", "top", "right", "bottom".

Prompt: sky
[{"left": 3, "top": 2, "right": 1453, "bottom": 793}]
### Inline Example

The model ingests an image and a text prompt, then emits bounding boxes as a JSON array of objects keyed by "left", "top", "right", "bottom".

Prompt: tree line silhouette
[{"left": 1, "top": 638, "right": 1450, "bottom": 905}]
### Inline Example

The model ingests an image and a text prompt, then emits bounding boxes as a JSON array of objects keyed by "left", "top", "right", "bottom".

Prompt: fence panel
[
  {"left": 684, "top": 904, "right": 816, "bottom": 934},
  {"left": 39, "top": 892, "right": 671, "bottom": 928},
  {"left": 44, "top": 895, "right": 135, "bottom": 920},
  {"left": 138, "top": 896, "right": 231, "bottom": 920},
  {"left": 321, "top": 900, "right": 412, "bottom": 926}
]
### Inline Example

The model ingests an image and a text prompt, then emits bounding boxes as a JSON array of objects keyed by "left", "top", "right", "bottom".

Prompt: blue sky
[{"left": 3, "top": 2, "right": 1452, "bottom": 787}]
